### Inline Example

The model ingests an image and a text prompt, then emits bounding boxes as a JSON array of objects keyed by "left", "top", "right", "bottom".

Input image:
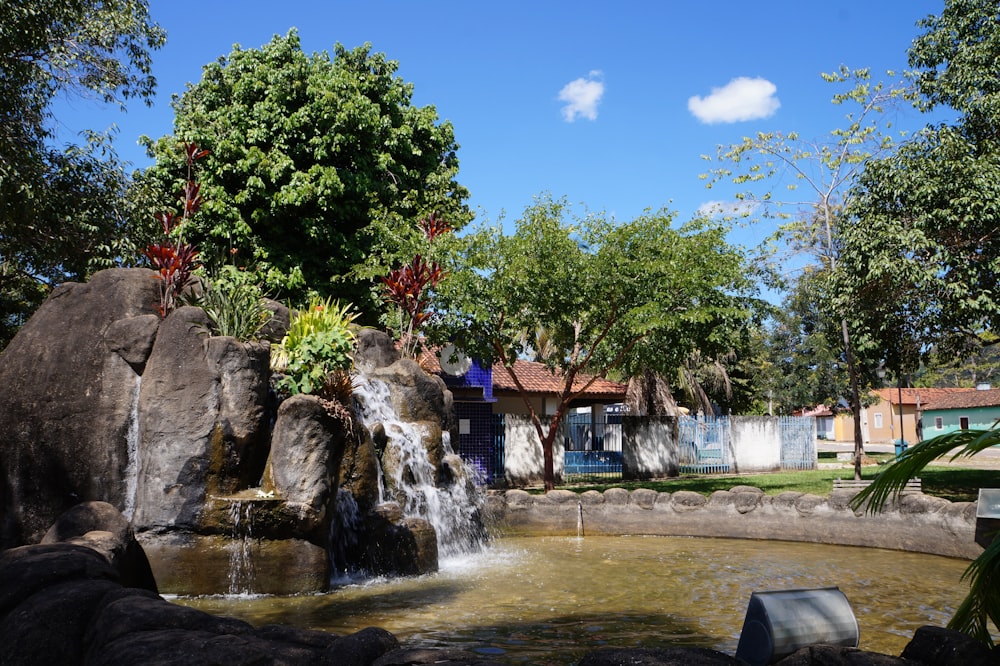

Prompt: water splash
[
  {"left": 227, "top": 500, "right": 256, "bottom": 595},
  {"left": 351, "top": 375, "right": 486, "bottom": 557},
  {"left": 577, "top": 501, "right": 585, "bottom": 538},
  {"left": 122, "top": 374, "right": 141, "bottom": 521}
]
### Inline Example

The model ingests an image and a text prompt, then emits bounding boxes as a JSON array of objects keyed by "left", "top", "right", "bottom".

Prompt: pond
[{"left": 175, "top": 535, "right": 972, "bottom": 665}]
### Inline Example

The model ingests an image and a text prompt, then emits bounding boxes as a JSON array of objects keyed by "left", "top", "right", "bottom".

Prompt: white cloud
[
  {"left": 688, "top": 77, "right": 780, "bottom": 124},
  {"left": 696, "top": 200, "right": 758, "bottom": 219},
  {"left": 559, "top": 71, "right": 604, "bottom": 122}
]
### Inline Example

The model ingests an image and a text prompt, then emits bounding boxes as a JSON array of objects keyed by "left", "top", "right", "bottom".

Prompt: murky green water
[{"left": 175, "top": 536, "right": 972, "bottom": 664}]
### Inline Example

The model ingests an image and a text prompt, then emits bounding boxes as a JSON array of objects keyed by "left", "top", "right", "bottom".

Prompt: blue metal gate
[
  {"left": 678, "top": 415, "right": 732, "bottom": 474},
  {"left": 563, "top": 412, "right": 623, "bottom": 479},
  {"left": 779, "top": 416, "right": 816, "bottom": 470}
]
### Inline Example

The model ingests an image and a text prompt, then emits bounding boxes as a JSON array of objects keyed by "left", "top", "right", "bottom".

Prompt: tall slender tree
[{"left": 702, "top": 67, "right": 911, "bottom": 478}]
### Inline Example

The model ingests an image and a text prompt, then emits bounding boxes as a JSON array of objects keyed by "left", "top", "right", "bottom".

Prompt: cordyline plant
[
  {"left": 142, "top": 142, "right": 208, "bottom": 317},
  {"left": 382, "top": 212, "right": 451, "bottom": 358}
]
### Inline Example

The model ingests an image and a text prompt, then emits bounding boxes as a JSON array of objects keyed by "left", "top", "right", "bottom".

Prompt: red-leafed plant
[
  {"left": 142, "top": 142, "right": 208, "bottom": 317},
  {"left": 382, "top": 212, "right": 451, "bottom": 358}
]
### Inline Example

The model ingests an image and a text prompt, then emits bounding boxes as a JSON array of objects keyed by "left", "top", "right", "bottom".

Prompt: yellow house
[{"left": 834, "top": 388, "right": 977, "bottom": 444}]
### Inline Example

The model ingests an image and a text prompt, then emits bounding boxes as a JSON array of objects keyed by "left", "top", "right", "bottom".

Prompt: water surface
[{"left": 176, "top": 535, "right": 971, "bottom": 664}]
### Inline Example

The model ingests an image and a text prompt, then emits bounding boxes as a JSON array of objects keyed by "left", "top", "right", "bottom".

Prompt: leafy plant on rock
[
  {"left": 271, "top": 297, "right": 359, "bottom": 399},
  {"left": 193, "top": 281, "right": 272, "bottom": 341}
]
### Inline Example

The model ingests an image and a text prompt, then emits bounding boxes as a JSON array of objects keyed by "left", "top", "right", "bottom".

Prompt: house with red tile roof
[
  {"left": 833, "top": 387, "right": 977, "bottom": 444},
  {"left": 921, "top": 387, "right": 1000, "bottom": 437},
  {"left": 419, "top": 348, "right": 627, "bottom": 483}
]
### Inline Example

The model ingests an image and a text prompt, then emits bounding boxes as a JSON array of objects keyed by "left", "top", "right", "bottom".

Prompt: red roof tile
[
  {"left": 492, "top": 360, "right": 626, "bottom": 400},
  {"left": 921, "top": 388, "right": 1000, "bottom": 411},
  {"left": 874, "top": 387, "right": 976, "bottom": 407},
  {"left": 797, "top": 404, "right": 834, "bottom": 417},
  {"left": 418, "top": 348, "right": 625, "bottom": 400}
]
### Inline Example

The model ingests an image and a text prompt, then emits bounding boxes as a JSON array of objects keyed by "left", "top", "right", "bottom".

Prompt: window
[
  {"left": 960, "top": 416, "right": 970, "bottom": 430},
  {"left": 934, "top": 416, "right": 943, "bottom": 430},
  {"left": 873, "top": 413, "right": 883, "bottom": 429}
]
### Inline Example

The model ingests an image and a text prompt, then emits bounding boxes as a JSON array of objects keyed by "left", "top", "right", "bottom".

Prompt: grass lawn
[{"left": 549, "top": 453, "right": 1000, "bottom": 504}]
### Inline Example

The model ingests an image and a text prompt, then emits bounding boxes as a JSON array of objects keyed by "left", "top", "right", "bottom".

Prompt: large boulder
[
  {"left": 0, "top": 505, "right": 506, "bottom": 665},
  {"left": 261, "top": 394, "right": 351, "bottom": 537},
  {"left": 133, "top": 305, "right": 272, "bottom": 531},
  {"left": 40, "top": 500, "right": 157, "bottom": 592},
  {"left": 0, "top": 268, "right": 276, "bottom": 547},
  {"left": 352, "top": 328, "right": 401, "bottom": 373},
  {"left": 0, "top": 270, "right": 460, "bottom": 593},
  {"left": 0, "top": 268, "right": 160, "bottom": 547}
]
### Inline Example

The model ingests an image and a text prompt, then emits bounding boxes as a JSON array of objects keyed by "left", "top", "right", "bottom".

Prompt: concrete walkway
[{"left": 817, "top": 440, "right": 1000, "bottom": 470}]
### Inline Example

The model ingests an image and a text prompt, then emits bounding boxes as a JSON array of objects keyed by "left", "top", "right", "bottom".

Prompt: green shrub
[
  {"left": 194, "top": 280, "right": 273, "bottom": 341},
  {"left": 272, "top": 297, "right": 358, "bottom": 397}
]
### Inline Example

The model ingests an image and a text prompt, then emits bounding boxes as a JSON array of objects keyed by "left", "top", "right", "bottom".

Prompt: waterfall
[
  {"left": 351, "top": 375, "right": 486, "bottom": 558},
  {"left": 329, "top": 489, "right": 363, "bottom": 583},
  {"left": 122, "top": 374, "right": 141, "bottom": 521},
  {"left": 227, "top": 500, "right": 256, "bottom": 595}
]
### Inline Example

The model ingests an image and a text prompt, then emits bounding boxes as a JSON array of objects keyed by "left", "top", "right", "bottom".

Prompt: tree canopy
[
  {"left": 430, "top": 195, "right": 758, "bottom": 489},
  {"left": 136, "top": 30, "right": 471, "bottom": 316},
  {"left": 0, "top": 0, "right": 165, "bottom": 349},
  {"left": 836, "top": 0, "right": 1000, "bottom": 368}
]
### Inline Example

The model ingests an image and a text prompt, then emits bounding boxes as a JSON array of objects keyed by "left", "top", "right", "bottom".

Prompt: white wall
[
  {"left": 499, "top": 414, "right": 812, "bottom": 483},
  {"left": 503, "top": 414, "right": 564, "bottom": 485},
  {"left": 622, "top": 416, "right": 678, "bottom": 479},
  {"left": 731, "top": 416, "right": 782, "bottom": 473}
]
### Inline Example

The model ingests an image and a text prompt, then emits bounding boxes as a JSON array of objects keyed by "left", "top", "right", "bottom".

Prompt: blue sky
[{"left": 55, "top": 1, "right": 948, "bottom": 255}]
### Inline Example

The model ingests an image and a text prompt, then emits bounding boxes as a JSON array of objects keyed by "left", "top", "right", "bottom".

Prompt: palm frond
[
  {"left": 948, "top": 535, "right": 1000, "bottom": 647},
  {"left": 852, "top": 427, "right": 1000, "bottom": 514}
]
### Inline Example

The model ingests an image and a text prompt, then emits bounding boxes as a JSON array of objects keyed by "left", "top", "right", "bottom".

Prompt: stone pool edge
[{"left": 486, "top": 486, "right": 981, "bottom": 560}]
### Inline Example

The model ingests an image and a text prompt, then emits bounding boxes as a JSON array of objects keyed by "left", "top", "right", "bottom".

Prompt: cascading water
[
  {"left": 329, "top": 488, "right": 363, "bottom": 582},
  {"left": 351, "top": 375, "right": 487, "bottom": 558},
  {"left": 227, "top": 500, "right": 256, "bottom": 595},
  {"left": 122, "top": 374, "right": 141, "bottom": 521}
]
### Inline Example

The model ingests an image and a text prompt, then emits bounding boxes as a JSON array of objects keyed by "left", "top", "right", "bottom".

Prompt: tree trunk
[
  {"left": 625, "top": 369, "right": 679, "bottom": 416},
  {"left": 541, "top": 426, "right": 556, "bottom": 491},
  {"left": 842, "top": 318, "right": 865, "bottom": 481}
]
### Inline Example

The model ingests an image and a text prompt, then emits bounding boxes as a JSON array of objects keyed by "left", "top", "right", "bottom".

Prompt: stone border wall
[{"left": 488, "top": 486, "right": 981, "bottom": 560}]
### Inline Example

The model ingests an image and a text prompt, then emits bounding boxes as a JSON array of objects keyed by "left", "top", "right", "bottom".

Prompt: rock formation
[{"left": 0, "top": 269, "right": 461, "bottom": 593}]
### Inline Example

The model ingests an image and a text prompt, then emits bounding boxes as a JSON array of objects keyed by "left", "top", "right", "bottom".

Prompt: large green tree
[
  {"left": 836, "top": 0, "right": 1000, "bottom": 376},
  {"left": 137, "top": 30, "right": 470, "bottom": 316},
  {"left": 842, "top": 1, "right": 1000, "bottom": 646},
  {"left": 430, "top": 195, "right": 757, "bottom": 490},
  {"left": 0, "top": 0, "right": 165, "bottom": 348}
]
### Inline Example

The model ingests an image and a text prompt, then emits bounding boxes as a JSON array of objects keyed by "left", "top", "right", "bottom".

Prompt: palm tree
[
  {"left": 852, "top": 429, "right": 1000, "bottom": 645},
  {"left": 625, "top": 368, "right": 680, "bottom": 416}
]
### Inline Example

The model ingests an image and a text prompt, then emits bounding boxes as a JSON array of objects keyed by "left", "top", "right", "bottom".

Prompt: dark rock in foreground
[{"left": 0, "top": 503, "right": 495, "bottom": 666}]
